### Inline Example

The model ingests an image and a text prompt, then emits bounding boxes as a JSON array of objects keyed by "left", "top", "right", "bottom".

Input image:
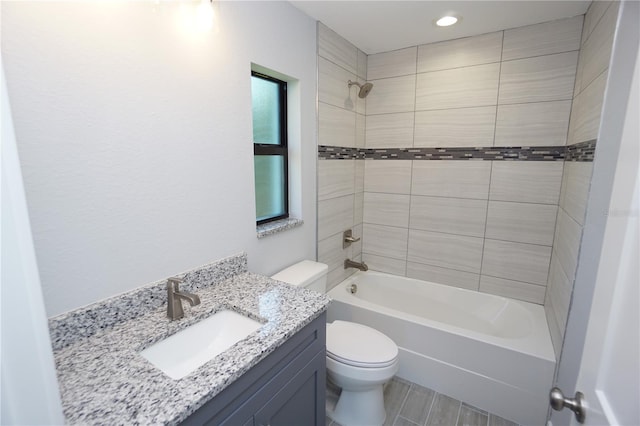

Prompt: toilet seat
[{"left": 327, "top": 321, "right": 398, "bottom": 369}]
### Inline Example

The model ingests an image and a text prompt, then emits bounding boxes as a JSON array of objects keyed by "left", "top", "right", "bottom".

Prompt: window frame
[{"left": 252, "top": 71, "right": 289, "bottom": 226}]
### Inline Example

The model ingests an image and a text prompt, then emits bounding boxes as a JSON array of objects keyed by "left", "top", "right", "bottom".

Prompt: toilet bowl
[{"left": 272, "top": 260, "right": 399, "bottom": 426}]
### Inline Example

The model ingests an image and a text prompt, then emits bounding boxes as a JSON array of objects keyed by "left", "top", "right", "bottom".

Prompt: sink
[{"left": 140, "top": 310, "right": 263, "bottom": 380}]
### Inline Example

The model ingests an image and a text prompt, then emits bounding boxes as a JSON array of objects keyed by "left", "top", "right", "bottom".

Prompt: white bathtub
[{"left": 327, "top": 271, "right": 555, "bottom": 426}]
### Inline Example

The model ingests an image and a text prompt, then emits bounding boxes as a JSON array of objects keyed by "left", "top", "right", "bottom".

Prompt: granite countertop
[{"left": 50, "top": 255, "right": 330, "bottom": 425}]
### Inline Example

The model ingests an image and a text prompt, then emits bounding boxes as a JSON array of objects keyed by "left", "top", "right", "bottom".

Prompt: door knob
[{"left": 550, "top": 387, "right": 586, "bottom": 423}]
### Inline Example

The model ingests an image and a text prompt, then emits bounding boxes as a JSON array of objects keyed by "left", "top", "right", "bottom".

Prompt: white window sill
[{"left": 256, "top": 218, "right": 303, "bottom": 239}]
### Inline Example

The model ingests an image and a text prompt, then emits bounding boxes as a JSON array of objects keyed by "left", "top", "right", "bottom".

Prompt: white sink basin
[{"left": 140, "top": 310, "right": 262, "bottom": 380}]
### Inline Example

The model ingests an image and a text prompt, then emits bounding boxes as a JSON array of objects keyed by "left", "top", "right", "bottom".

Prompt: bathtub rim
[{"left": 328, "top": 270, "right": 555, "bottom": 363}]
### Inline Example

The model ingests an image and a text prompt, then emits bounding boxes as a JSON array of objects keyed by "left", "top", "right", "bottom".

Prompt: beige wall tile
[
  {"left": 406, "top": 262, "right": 480, "bottom": 291},
  {"left": 499, "top": 52, "right": 578, "bottom": 104},
  {"left": 354, "top": 192, "right": 364, "bottom": 225},
  {"left": 355, "top": 113, "right": 366, "bottom": 147},
  {"left": 502, "top": 16, "right": 583, "bottom": 61},
  {"left": 414, "top": 106, "right": 496, "bottom": 147},
  {"left": 318, "top": 194, "right": 354, "bottom": 240},
  {"left": 354, "top": 160, "right": 365, "bottom": 193},
  {"left": 569, "top": 70, "right": 608, "bottom": 145},
  {"left": 407, "top": 230, "right": 484, "bottom": 274},
  {"left": 363, "top": 223, "right": 409, "bottom": 260},
  {"left": 364, "top": 192, "right": 411, "bottom": 227},
  {"left": 357, "top": 49, "right": 367, "bottom": 80},
  {"left": 318, "top": 159, "right": 354, "bottom": 201},
  {"left": 490, "top": 161, "right": 563, "bottom": 204},
  {"left": 319, "top": 57, "right": 358, "bottom": 111},
  {"left": 583, "top": 2, "right": 616, "bottom": 47},
  {"left": 417, "top": 32, "right": 503, "bottom": 73},
  {"left": 560, "top": 162, "right": 594, "bottom": 226},
  {"left": 416, "top": 63, "right": 500, "bottom": 110},
  {"left": 409, "top": 196, "right": 488, "bottom": 238},
  {"left": 412, "top": 161, "right": 491, "bottom": 199},
  {"left": 363, "top": 253, "right": 407, "bottom": 276},
  {"left": 366, "top": 74, "right": 416, "bottom": 115},
  {"left": 579, "top": 2, "right": 618, "bottom": 91},
  {"left": 318, "top": 231, "right": 351, "bottom": 274},
  {"left": 318, "top": 23, "right": 357, "bottom": 74},
  {"left": 495, "top": 101, "right": 571, "bottom": 147},
  {"left": 364, "top": 160, "right": 413, "bottom": 194},
  {"left": 367, "top": 47, "right": 417, "bottom": 80},
  {"left": 482, "top": 239, "right": 552, "bottom": 285},
  {"left": 546, "top": 255, "right": 572, "bottom": 332},
  {"left": 318, "top": 102, "right": 355, "bottom": 147},
  {"left": 485, "top": 201, "right": 558, "bottom": 246},
  {"left": 553, "top": 209, "right": 583, "bottom": 280},
  {"left": 366, "top": 112, "right": 415, "bottom": 148},
  {"left": 479, "top": 275, "right": 546, "bottom": 304}
]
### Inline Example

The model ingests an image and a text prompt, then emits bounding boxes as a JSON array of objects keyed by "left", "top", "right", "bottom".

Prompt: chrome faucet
[
  {"left": 167, "top": 277, "right": 201, "bottom": 320},
  {"left": 344, "top": 259, "right": 368, "bottom": 271}
]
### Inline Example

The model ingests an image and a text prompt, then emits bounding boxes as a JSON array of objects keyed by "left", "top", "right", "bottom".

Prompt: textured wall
[{"left": 2, "top": 1, "right": 318, "bottom": 316}]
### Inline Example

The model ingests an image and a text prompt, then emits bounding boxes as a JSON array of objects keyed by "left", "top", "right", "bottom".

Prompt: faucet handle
[
  {"left": 167, "top": 276, "right": 183, "bottom": 290},
  {"left": 343, "top": 229, "right": 361, "bottom": 249}
]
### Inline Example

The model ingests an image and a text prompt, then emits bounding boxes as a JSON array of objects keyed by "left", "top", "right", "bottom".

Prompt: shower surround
[{"left": 317, "top": 1, "right": 618, "bottom": 359}]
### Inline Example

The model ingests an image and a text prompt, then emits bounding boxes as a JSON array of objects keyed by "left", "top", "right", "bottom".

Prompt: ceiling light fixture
[{"left": 435, "top": 15, "right": 459, "bottom": 27}]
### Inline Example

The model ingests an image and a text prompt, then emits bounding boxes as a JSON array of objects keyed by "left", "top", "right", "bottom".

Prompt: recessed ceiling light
[{"left": 436, "top": 15, "right": 459, "bottom": 27}]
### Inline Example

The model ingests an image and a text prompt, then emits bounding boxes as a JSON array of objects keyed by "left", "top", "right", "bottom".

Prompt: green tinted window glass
[
  {"left": 251, "top": 76, "right": 281, "bottom": 145},
  {"left": 254, "top": 155, "right": 285, "bottom": 222}
]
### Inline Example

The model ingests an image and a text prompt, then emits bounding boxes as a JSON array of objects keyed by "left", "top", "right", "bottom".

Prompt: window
[{"left": 251, "top": 71, "right": 288, "bottom": 225}]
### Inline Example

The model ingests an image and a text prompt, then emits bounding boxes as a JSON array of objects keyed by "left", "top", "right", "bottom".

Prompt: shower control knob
[{"left": 549, "top": 387, "right": 586, "bottom": 423}]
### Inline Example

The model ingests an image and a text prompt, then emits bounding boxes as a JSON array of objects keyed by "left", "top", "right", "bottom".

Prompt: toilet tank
[{"left": 271, "top": 260, "right": 328, "bottom": 293}]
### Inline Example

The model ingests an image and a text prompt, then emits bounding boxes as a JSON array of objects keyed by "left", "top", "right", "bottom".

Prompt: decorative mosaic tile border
[
  {"left": 565, "top": 139, "right": 596, "bottom": 162},
  {"left": 319, "top": 140, "right": 597, "bottom": 162}
]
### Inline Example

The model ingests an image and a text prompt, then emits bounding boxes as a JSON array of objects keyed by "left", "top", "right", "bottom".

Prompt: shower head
[{"left": 348, "top": 80, "right": 374, "bottom": 98}]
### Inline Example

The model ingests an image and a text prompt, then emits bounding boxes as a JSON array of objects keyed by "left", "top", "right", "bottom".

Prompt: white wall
[
  {"left": 1, "top": 65, "right": 64, "bottom": 425},
  {"left": 1, "top": 1, "right": 318, "bottom": 317}
]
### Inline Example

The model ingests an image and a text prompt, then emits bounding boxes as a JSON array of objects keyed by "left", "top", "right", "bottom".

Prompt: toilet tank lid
[{"left": 271, "top": 260, "right": 328, "bottom": 287}]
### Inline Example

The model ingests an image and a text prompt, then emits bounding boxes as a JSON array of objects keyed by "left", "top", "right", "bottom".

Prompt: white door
[{"left": 549, "top": 4, "right": 639, "bottom": 424}]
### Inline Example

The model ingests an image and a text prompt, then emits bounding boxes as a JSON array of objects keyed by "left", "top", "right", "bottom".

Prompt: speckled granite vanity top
[{"left": 48, "top": 254, "right": 330, "bottom": 425}]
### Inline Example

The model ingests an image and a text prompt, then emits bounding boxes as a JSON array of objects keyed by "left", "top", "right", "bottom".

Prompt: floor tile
[
  {"left": 383, "top": 378, "right": 411, "bottom": 426},
  {"left": 426, "top": 393, "right": 461, "bottom": 426},
  {"left": 400, "top": 384, "right": 436, "bottom": 425},
  {"left": 325, "top": 376, "right": 521, "bottom": 426},
  {"left": 458, "top": 405, "right": 489, "bottom": 426},
  {"left": 394, "top": 415, "right": 421, "bottom": 426},
  {"left": 488, "top": 414, "right": 519, "bottom": 426}
]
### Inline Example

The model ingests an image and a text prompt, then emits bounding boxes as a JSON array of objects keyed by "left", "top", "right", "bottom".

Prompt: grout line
[
  {"left": 364, "top": 98, "right": 575, "bottom": 117},
  {"left": 454, "top": 400, "right": 463, "bottom": 426},
  {"left": 424, "top": 389, "right": 437, "bottom": 426},
  {"left": 395, "top": 383, "right": 412, "bottom": 426},
  {"left": 478, "top": 30, "right": 504, "bottom": 291}
]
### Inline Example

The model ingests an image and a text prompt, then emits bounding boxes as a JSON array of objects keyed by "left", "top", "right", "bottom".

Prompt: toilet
[{"left": 272, "top": 260, "right": 399, "bottom": 426}]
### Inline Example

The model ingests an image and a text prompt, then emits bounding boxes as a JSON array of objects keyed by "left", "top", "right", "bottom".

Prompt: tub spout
[{"left": 344, "top": 259, "right": 368, "bottom": 271}]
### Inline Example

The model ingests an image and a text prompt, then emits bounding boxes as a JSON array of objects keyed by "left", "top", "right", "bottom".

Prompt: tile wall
[
  {"left": 545, "top": 1, "right": 620, "bottom": 358},
  {"left": 358, "top": 16, "right": 584, "bottom": 305},
  {"left": 316, "top": 6, "right": 619, "bottom": 359},
  {"left": 317, "top": 23, "right": 367, "bottom": 288}
]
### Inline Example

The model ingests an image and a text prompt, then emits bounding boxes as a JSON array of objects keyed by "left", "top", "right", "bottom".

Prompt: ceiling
[{"left": 289, "top": 1, "right": 590, "bottom": 54}]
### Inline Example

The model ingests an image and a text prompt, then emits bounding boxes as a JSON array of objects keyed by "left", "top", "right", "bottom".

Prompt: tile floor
[{"left": 326, "top": 377, "right": 520, "bottom": 426}]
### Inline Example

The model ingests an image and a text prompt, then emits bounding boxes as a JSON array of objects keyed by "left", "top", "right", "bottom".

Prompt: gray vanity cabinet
[{"left": 181, "top": 312, "right": 327, "bottom": 426}]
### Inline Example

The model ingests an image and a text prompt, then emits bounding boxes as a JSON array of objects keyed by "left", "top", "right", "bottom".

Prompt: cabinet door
[{"left": 254, "top": 352, "right": 325, "bottom": 426}]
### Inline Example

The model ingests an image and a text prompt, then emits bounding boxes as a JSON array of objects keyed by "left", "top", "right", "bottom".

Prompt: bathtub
[{"left": 327, "top": 271, "right": 555, "bottom": 426}]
